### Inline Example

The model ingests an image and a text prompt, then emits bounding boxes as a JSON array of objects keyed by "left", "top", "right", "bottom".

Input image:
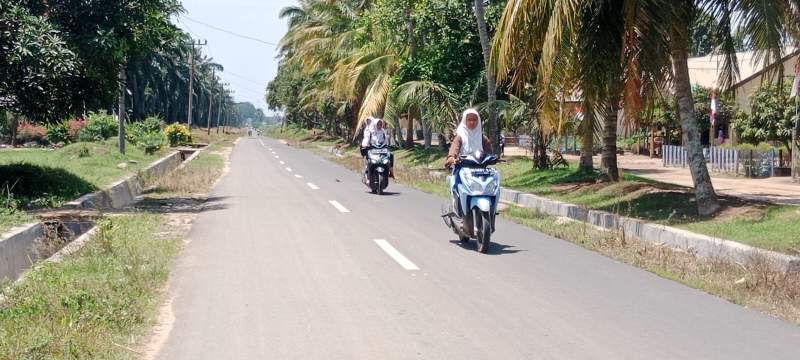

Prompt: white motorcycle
[{"left": 442, "top": 151, "right": 500, "bottom": 253}]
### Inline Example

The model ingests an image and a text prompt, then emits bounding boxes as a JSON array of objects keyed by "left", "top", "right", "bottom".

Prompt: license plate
[
  {"left": 470, "top": 169, "right": 492, "bottom": 176},
  {"left": 371, "top": 149, "right": 389, "bottom": 154}
]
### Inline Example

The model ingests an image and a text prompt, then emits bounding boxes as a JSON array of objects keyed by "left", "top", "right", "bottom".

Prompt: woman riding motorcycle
[
  {"left": 361, "top": 118, "right": 394, "bottom": 177},
  {"left": 445, "top": 109, "right": 491, "bottom": 168}
]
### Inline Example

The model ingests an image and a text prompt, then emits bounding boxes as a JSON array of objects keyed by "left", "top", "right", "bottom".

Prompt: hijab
[
  {"left": 369, "top": 119, "right": 387, "bottom": 146},
  {"left": 363, "top": 116, "right": 375, "bottom": 137},
  {"left": 456, "top": 109, "right": 483, "bottom": 156}
]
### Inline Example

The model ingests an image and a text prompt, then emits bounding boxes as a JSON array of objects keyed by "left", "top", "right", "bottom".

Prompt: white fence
[
  {"left": 662, "top": 145, "right": 689, "bottom": 168},
  {"left": 706, "top": 146, "right": 739, "bottom": 173},
  {"left": 662, "top": 144, "right": 777, "bottom": 177}
]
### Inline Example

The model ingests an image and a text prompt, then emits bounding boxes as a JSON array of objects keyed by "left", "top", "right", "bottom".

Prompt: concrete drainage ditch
[{"left": 0, "top": 146, "right": 204, "bottom": 282}]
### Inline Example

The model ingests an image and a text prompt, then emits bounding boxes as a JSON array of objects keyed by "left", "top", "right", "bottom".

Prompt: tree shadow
[
  {"left": 122, "top": 195, "right": 231, "bottom": 214},
  {"left": 448, "top": 239, "right": 525, "bottom": 255},
  {"left": 0, "top": 163, "right": 96, "bottom": 209}
]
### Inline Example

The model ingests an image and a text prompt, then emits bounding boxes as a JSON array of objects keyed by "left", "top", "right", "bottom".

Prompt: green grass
[
  {"left": 682, "top": 206, "right": 800, "bottom": 253},
  {"left": 0, "top": 208, "right": 34, "bottom": 234},
  {"left": 0, "top": 140, "right": 169, "bottom": 233},
  {"left": 0, "top": 140, "right": 168, "bottom": 189},
  {"left": 0, "top": 214, "right": 180, "bottom": 359}
]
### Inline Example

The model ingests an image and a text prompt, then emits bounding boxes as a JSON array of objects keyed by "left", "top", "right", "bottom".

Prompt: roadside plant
[
  {"left": 78, "top": 113, "right": 118, "bottom": 142},
  {"left": 66, "top": 118, "right": 87, "bottom": 141},
  {"left": 140, "top": 131, "right": 165, "bottom": 154},
  {"left": 164, "top": 123, "right": 192, "bottom": 147},
  {"left": 16, "top": 121, "right": 46, "bottom": 144},
  {"left": 45, "top": 121, "right": 70, "bottom": 144},
  {"left": 127, "top": 116, "right": 163, "bottom": 145}
]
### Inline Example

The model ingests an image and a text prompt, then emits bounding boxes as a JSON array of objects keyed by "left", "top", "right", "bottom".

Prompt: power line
[
  {"left": 224, "top": 70, "right": 268, "bottom": 87},
  {"left": 181, "top": 15, "right": 279, "bottom": 47}
]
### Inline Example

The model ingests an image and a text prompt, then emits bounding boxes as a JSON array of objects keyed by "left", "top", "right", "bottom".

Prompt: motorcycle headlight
[
  {"left": 381, "top": 158, "right": 390, "bottom": 164},
  {"left": 485, "top": 180, "right": 498, "bottom": 194},
  {"left": 468, "top": 178, "right": 483, "bottom": 193}
]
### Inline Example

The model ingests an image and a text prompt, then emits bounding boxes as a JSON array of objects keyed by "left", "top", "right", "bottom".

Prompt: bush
[
  {"left": 46, "top": 121, "right": 70, "bottom": 144},
  {"left": 78, "top": 113, "right": 118, "bottom": 142},
  {"left": 139, "top": 132, "right": 165, "bottom": 154},
  {"left": 17, "top": 122, "right": 47, "bottom": 144},
  {"left": 127, "top": 116, "right": 163, "bottom": 145},
  {"left": 164, "top": 124, "right": 192, "bottom": 147},
  {"left": 67, "top": 118, "right": 87, "bottom": 141}
]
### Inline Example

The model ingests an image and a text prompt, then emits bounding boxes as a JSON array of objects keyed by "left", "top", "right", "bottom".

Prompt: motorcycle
[
  {"left": 363, "top": 144, "right": 392, "bottom": 195},
  {"left": 442, "top": 151, "right": 500, "bottom": 253}
]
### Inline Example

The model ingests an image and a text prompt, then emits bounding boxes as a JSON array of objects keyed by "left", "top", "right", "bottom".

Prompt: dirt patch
[
  {"left": 714, "top": 205, "right": 767, "bottom": 222},
  {"left": 551, "top": 182, "right": 595, "bottom": 192}
]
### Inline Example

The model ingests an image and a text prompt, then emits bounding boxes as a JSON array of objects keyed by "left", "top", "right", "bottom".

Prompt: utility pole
[
  {"left": 186, "top": 39, "right": 207, "bottom": 127},
  {"left": 216, "top": 82, "right": 229, "bottom": 134},
  {"left": 206, "top": 88, "right": 213, "bottom": 135}
]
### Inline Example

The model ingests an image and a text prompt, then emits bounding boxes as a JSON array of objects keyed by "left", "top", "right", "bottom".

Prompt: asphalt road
[{"left": 155, "top": 136, "right": 800, "bottom": 359}]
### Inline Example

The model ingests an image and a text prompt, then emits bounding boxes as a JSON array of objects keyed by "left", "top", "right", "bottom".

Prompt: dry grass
[{"left": 146, "top": 137, "right": 233, "bottom": 198}]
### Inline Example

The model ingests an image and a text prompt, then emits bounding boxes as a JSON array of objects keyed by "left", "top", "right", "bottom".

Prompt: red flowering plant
[
  {"left": 17, "top": 122, "right": 47, "bottom": 144},
  {"left": 67, "top": 118, "right": 87, "bottom": 141}
]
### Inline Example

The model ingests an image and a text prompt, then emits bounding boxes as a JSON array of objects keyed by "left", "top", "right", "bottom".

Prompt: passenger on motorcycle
[{"left": 361, "top": 118, "right": 394, "bottom": 178}]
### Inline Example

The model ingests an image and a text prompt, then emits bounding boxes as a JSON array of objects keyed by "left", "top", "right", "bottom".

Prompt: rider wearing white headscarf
[
  {"left": 362, "top": 118, "right": 387, "bottom": 148},
  {"left": 445, "top": 109, "right": 491, "bottom": 168}
]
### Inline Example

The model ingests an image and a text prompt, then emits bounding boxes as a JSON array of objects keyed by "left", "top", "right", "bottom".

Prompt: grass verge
[
  {"left": 0, "top": 130, "right": 238, "bottom": 358},
  {"left": 0, "top": 140, "right": 169, "bottom": 233},
  {"left": 267, "top": 128, "right": 800, "bottom": 325},
  {"left": 0, "top": 214, "right": 180, "bottom": 359}
]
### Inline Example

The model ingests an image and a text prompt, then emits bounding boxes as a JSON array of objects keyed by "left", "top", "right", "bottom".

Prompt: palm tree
[
  {"left": 665, "top": 0, "right": 797, "bottom": 216},
  {"left": 493, "top": 0, "right": 666, "bottom": 180},
  {"left": 473, "top": 0, "right": 499, "bottom": 154}
]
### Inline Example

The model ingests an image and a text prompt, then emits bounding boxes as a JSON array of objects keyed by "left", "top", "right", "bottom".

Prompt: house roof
[{"left": 687, "top": 47, "right": 799, "bottom": 90}]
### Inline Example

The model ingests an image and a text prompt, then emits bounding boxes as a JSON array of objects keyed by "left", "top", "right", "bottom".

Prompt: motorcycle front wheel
[
  {"left": 474, "top": 209, "right": 491, "bottom": 254},
  {"left": 377, "top": 173, "right": 384, "bottom": 195}
]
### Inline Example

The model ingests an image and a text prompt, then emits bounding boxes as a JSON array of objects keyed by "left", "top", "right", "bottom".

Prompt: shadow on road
[
  {"left": 121, "top": 196, "right": 231, "bottom": 214},
  {"left": 449, "top": 239, "right": 525, "bottom": 255}
]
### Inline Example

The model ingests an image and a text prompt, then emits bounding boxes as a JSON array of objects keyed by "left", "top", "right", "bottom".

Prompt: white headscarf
[
  {"left": 362, "top": 116, "right": 375, "bottom": 137},
  {"left": 456, "top": 109, "right": 483, "bottom": 156},
  {"left": 362, "top": 118, "right": 387, "bottom": 147}
]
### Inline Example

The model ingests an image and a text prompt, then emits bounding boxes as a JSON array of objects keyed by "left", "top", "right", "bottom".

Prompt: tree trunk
[
  {"left": 601, "top": 95, "right": 620, "bottom": 181},
  {"left": 579, "top": 100, "right": 595, "bottom": 171},
  {"left": 118, "top": 61, "right": 127, "bottom": 155},
  {"left": 423, "top": 121, "right": 432, "bottom": 149},
  {"left": 404, "top": 112, "right": 415, "bottom": 149},
  {"left": 9, "top": 113, "right": 19, "bottom": 146},
  {"left": 671, "top": 24, "right": 720, "bottom": 216},
  {"left": 438, "top": 133, "right": 448, "bottom": 152},
  {"left": 473, "top": 0, "right": 498, "bottom": 154},
  {"left": 404, "top": 5, "right": 417, "bottom": 150}
]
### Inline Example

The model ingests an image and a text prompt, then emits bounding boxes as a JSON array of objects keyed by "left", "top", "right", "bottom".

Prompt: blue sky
[{"left": 175, "top": 0, "right": 298, "bottom": 114}]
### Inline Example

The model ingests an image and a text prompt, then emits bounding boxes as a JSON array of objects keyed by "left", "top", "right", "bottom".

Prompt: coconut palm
[{"left": 473, "top": 0, "right": 500, "bottom": 154}]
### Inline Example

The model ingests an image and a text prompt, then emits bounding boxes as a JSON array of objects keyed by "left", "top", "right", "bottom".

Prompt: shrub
[
  {"left": 67, "top": 118, "right": 87, "bottom": 141},
  {"left": 127, "top": 116, "right": 163, "bottom": 145},
  {"left": 78, "top": 113, "right": 118, "bottom": 142},
  {"left": 46, "top": 121, "right": 70, "bottom": 144},
  {"left": 139, "top": 132, "right": 165, "bottom": 154},
  {"left": 164, "top": 124, "right": 192, "bottom": 147},
  {"left": 16, "top": 122, "right": 47, "bottom": 144}
]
